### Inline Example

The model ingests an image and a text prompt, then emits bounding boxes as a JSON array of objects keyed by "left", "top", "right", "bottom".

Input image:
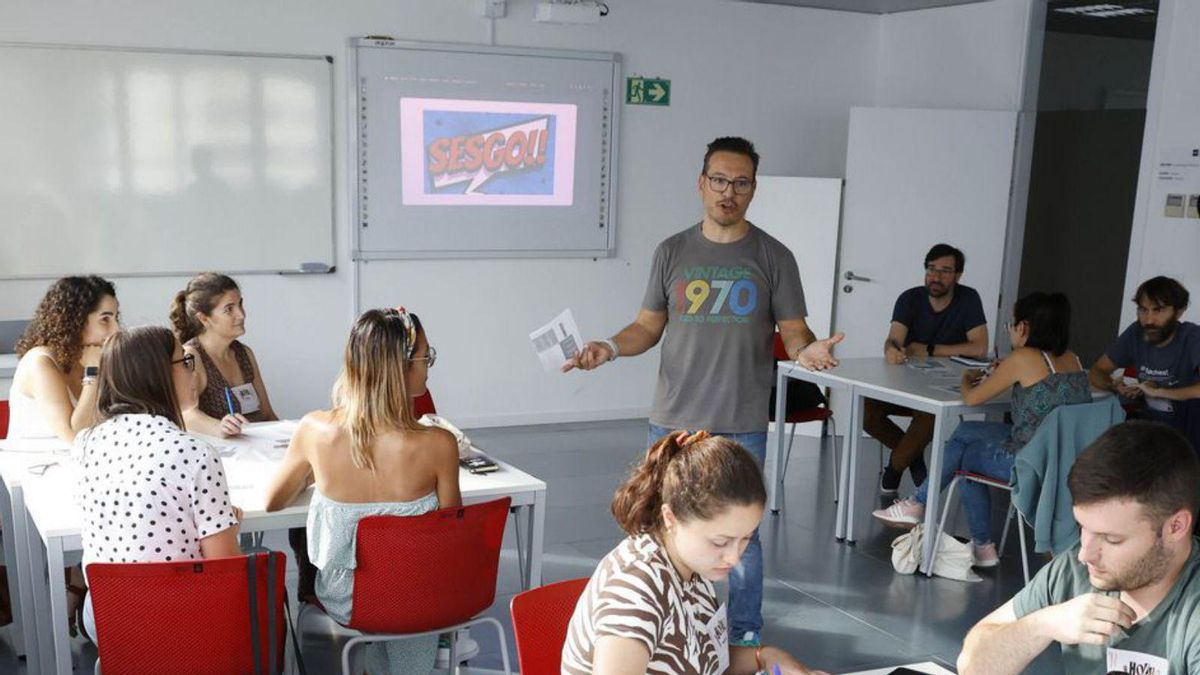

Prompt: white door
[{"left": 834, "top": 107, "right": 1018, "bottom": 358}]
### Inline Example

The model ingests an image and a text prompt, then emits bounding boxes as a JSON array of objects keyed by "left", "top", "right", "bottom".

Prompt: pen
[
  {"left": 773, "top": 665, "right": 782, "bottom": 675},
  {"left": 224, "top": 387, "right": 236, "bottom": 416}
]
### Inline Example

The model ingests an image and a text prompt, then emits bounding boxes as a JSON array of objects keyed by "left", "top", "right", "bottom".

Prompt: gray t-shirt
[
  {"left": 643, "top": 223, "right": 806, "bottom": 432},
  {"left": 1012, "top": 538, "right": 1200, "bottom": 674}
]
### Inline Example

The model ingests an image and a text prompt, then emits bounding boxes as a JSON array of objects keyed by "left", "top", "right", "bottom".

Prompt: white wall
[
  {"left": 0, "top": 0, "right": 878, "bottom": 425},
  {"left": 876, "top": 0, "right": 1033, "bottom": 110},
  {"left": 1121, "top": 0, "right": 1200, "bottom": 331}
]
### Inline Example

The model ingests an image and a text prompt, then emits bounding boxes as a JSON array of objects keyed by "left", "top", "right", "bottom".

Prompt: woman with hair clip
[
  {"left": 874, "top": 291, "right": 1092, "bottom": 566},
  {"left": 10, "top": 275, "right": 119, "bottom": 443},
  {"left": 265, "top": 307, "right": 459, "bottom": 674},
  {"left": 169, "top": 272, "right": 276, "bottom": 438},
  {"left": 75, "top": 325, "right": 242, "bottom": 643},
  {"left": 563, "top": 431, "right": 826, "bottom": 675}
]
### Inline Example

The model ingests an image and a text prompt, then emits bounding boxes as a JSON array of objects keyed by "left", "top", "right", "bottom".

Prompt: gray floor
[{"left": 0, "top": 418, "right": 1064, "bottom": 673}]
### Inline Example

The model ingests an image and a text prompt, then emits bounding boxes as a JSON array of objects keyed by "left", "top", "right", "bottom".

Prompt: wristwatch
[
  {"left": 600, "top": 338, "right": 619, "bottom": 362},
  {"left": 926, "top": 343, "right": 936, "bottom": 357},
  {"left": 82, "top": 365, "right": 99, "bottom": 385}
]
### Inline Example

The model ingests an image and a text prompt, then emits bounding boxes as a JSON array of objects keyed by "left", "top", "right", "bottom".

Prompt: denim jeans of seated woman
[
  {"left": 913, "top": 420, "right": 1015, "bottom": 545},
  {"left": 648, "top": 424, "right": 766, "bottom": 641}
]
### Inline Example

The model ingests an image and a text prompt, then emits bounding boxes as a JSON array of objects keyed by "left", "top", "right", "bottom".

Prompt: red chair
[
  {"left": 298, "top": 497, "right": 513, "bottom": 675},
  {"left": 0, "top": 399, "right": 8, "bottom": 439},
  {"left": 86, "top": 552, "right": 289, "bottom": 675},
  {"left": 509, "top": 577, "right": 588, "bottom": 675},
  {"left": 770, "top": 333, "right": 840, "bottom": 505},
  {"left": 412, "top": 390, "right": 437, "bottom": 417}
]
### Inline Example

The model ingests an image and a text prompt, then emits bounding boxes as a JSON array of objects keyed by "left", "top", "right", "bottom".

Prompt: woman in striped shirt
[{"left": 563, "top": 431, "right": 826, "bottom": 675}]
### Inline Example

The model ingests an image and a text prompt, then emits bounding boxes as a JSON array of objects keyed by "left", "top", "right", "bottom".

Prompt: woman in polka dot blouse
[{"left": 74, "top": 325, "right": 243, "bottom": 644}]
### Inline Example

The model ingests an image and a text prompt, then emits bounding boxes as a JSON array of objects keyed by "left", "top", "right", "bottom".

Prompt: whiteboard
[
  {"left": 0, "top": 43, "right": 335, "bottom": 278},
  {"left": 351, "top": 39, "right": 620, "bottom": 259},
  {"left": 747, "top": 176, "right": 843, "bottom": 340}
]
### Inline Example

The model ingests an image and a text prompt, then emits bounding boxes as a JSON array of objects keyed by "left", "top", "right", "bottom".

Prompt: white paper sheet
[{"left": 530, "top": 308, "right": 584, "bottom": 372}]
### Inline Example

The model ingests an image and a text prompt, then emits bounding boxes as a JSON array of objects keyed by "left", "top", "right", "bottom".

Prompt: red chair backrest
[
  {"left": 0, "top": 400, "right": 8, "bottom": 439},
  {"left": 350, "top": 497, "right": 511, "bottom": 633},
  {"left": 86, "top": 552, "right": 287, "bottom": 675},
  {"left": 412, "top": 390, "right": 437, "bottom": 417},
  {"left": 773, "top": 332, "right": 789, "bottom": 361},
  {"left": 510, "top": 577, "right": 589, "bottom": 675}
]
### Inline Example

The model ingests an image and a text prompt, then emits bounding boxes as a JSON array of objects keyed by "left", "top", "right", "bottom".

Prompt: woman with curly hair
[
  {"left": 7, "top": 275, "right": 118, "bottom": 635},
  {"left": 10, "top": 275, "right": 119, "bottom": 443},
  {"left": 169, "top": 272, "right": 277, "bottom": 438}
]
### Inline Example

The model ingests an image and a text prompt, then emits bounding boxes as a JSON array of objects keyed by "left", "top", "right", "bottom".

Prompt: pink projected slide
[{"left": 400, "top": 97, "right": 577, "bottom": 206}]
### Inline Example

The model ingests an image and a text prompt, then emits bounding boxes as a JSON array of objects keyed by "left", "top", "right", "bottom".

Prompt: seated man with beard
[
  {"left": 957, "top": 421, "right": 1200, "bottom": 675},
  {"left": 1090, "top": 276, "right": 1200, "bottom": 429}
]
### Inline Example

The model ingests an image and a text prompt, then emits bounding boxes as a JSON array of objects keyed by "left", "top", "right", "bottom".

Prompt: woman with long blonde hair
[{"left": 265, "top": 307, "right": 459, "bottom": 674}]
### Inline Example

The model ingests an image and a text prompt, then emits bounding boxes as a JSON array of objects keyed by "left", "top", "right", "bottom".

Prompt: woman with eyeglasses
[
  {"left": 169, "top": 272, "right": 277, "bottom": 439},
  {"left": 75, "top": 325, "right": 242, "bottom": 643},
  {"left": 265, "top": 307, "right": 456, "bottom": 674},
  {"left": 10, "top": 275, "right": 120, "bottom": 444},
  {"left": 873, "top": 292, "right": 1091, "bottom": 567}
]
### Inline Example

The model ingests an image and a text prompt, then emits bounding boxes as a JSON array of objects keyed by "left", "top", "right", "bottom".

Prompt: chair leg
[
  {"left": 828, "top": 418, "right": 840, "bottom": 504},
  {"left": 999, "top": 500, "right": 1015, "bottom": 556},
  {"left": 930, "top": 476, "right": 962, "bottom": 576},
  {"left": 783, "top": 422, "right": 798, "bottom": 478},
  {"left": 473, "top": 616, "right": 513, "bottom": 675},
  {"left": 1016, "top": 512, "right": 1030, "bottom": 585},
  {"left": 341, "top": 635, "right": 372, "bottom": 675},
  {"left": 449, "top": 628, "right": 459, "bottom": 675}
]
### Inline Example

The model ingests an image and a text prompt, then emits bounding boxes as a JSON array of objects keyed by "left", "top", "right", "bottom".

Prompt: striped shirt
[{"left": 562, "top": 533, "right": 725, "bottom": 675}]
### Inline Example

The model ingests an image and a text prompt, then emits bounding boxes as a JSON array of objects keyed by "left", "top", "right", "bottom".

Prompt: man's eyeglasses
[
  {"left": 411, "top": 345, "right": 437, "bottom": 369},
  {"left": 703, "top": 174, "right": 755, "bottom": 195},
  {"left": 172, "top": 353, "right": 197, "bottom": 372},
  {"left": 925, "top": 265, "right": 958, "bottom": 277}
]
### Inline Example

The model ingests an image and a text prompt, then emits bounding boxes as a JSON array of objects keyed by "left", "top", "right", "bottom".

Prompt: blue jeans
[
  {"left": 913, "top": 421, "right": 1015, "bottom": 545},
  {"left": 648, "top": 424, "right": 766, "bottom": 638}
]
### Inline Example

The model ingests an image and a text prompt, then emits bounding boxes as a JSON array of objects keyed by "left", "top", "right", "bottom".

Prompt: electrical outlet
[{"left": 476, "top": 0, "right": 506, "bottom": 18}]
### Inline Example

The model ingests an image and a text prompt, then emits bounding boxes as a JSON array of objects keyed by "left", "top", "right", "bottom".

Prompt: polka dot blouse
[{"left": 76, "top": 414, "right": 239, "bottom": 568}]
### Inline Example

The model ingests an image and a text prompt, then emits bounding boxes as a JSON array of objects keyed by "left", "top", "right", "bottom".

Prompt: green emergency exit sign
[{"left": 626, "top": 77, "right": 670, "bottom": 106}]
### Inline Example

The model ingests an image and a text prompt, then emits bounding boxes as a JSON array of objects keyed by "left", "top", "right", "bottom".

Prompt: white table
[
  {"left": 0, "top": 437, "right": 72, "bottom": 662},
  {"left": 770, "top": 357, "right": 1009, "bottom": 575},
  {"left": 15, "top": 423, "right": 547, "bottom": 675},
  {"left": 841, "top": 661, "right": 955, "bottom": 675}
]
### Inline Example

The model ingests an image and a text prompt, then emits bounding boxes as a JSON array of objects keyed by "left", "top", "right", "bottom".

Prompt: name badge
[
  {"left": 704, "top": 603, "right": 729, "bottom": 674},
  {"left": 1107, "top": 646, "right": 1170, "bottom": 675},
  {"left": 1146, "top": 395, "right": 1174, "bottom": 414},
  {"left": 230, "top": 382, "right": 261, "bottom": 415}
]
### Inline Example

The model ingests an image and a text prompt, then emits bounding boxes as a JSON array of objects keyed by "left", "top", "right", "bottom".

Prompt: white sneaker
[
  {"left": 973, "top": 542, "right": 1000, "bottom": 568},
  {"left": 871, "top": 498, "right": 924, "bottom": 528}
]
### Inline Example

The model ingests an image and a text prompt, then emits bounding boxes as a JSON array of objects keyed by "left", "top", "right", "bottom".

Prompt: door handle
[{"left": 844, "top": 271, "right": 873, "bottom": 283}]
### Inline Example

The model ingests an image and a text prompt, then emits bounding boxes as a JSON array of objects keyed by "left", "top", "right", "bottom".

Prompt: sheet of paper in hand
[{"left": 530, "top": 308, "right": 583, "bottom": 371}]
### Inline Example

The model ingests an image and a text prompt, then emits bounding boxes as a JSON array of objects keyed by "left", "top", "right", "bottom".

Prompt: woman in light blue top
[
  {"left": 265, "top": 308, "right": 460, "bottom": 674},
  {"left": 873, "top": 292, "right": 1092, "bottom": 566}
]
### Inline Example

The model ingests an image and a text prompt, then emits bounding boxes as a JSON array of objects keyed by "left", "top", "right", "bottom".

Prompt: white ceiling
[{"left": 735, "top": 0, "right": 993, "bottom": 14}]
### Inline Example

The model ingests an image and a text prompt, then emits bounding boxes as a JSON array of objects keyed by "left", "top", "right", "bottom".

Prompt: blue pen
[
  {"left": 772, "top": 665, "right": 782, "bottom": 675},
  {"left": 224, "top": 387, "right": 236, "bottom": 416}
]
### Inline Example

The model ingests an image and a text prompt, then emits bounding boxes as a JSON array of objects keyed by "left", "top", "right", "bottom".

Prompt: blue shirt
[
  {"left": 891, "top": 284, "right": 986, "bottom": 347},
  {"left": 1106, "top": 321, "right": 1200, "bottom": 422}
]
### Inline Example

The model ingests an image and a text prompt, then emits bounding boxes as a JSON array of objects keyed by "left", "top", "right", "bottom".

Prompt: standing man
[
  {"left": 1090, "top": 276, "right": 1200, "bottom": 430},
  {"left": 565, "top": 136, "right": 843, "bottom": 648},
  {"left": 958, "top": 421, "right": 1200, "bottom": 675},
  {"left": 867, "top": 243, "right": 989, "bottom": 493}
]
